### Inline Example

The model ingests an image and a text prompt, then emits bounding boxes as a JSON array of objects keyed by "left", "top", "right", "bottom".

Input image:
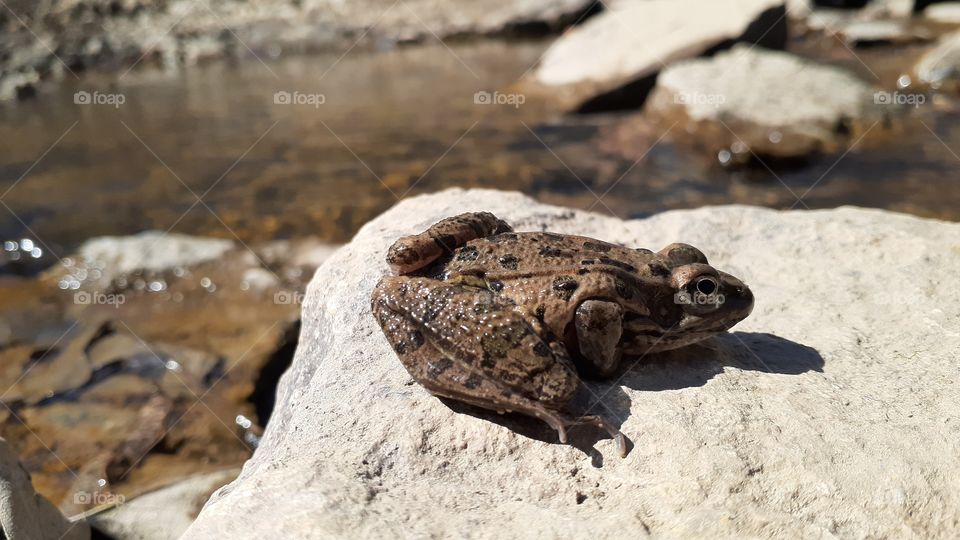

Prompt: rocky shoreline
[
  {"left": 3, "top": 0, "right": 960, "bottom": 538},
  {"left": 0, "top": 232, "right": 335, "bottom": 538}
]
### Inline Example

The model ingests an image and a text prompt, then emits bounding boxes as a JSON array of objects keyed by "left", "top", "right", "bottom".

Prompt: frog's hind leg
[
  {"left": 386, "top": 212, "right": 512, "bottom": 274},
  {"left": 372, "top": 277, "right": 627, "bottom": 457},
  {"left": 418, "top": 380, "right": 628, "bottom": 459}
]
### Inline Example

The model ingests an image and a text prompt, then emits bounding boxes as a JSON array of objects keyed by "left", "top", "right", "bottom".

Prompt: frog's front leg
[
  {"left": 386, "top": 212, "right": 512, "bottom": 274},
  {"left": 371, "top": 276, "right": 627, "bottom": 457},
  {"left": 574, "top": 299, "right": 624, "bottom": 378}
]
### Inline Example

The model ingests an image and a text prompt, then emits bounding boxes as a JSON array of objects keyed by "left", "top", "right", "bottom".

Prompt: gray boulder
[
  {"left": 1, "top": 437, "right": 89, "bottom": 540},
  {"left": 184, "top": 189, "right": 960, "bottom": 538},
  {"left": 529, "top": 0, "right": 787, "bottom": 112},
  {"left": 645, "top": 45, "right": 885, "bottom": 160}
]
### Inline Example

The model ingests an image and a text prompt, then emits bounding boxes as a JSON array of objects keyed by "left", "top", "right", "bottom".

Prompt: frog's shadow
[{"left": 440, "top": 332, "right": 824, "bottom": 466}]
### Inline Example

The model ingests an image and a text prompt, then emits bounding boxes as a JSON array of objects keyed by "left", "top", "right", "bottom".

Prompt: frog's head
[{"left": 625, "top": 243, "right": 754, "bottom": 353}]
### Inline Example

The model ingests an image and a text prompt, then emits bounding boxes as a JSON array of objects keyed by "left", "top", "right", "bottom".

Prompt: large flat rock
[
  {"left": 185, "top": 189, "right": 960, "bottom": 539},
  {"left": 528, "top": 0, "right": 787, "bottom": 112},
  {"left": 644, "top": 45, "right": 885, "bottom": 160}
]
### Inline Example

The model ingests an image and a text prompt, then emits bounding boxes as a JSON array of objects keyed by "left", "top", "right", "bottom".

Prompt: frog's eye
[{"left": 694, "top": 276, "right": 718, "bottom": 296}]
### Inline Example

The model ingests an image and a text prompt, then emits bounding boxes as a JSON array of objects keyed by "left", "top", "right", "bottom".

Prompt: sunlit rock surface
[
  {"left": 529, "top": 0, "right": 787, "bottom": 111},
  {"left": 185, "top": 189, "right": 960, "bottom": 539},
  {"left": 643, "top": 45, "right": 887, "bottom": 161}
]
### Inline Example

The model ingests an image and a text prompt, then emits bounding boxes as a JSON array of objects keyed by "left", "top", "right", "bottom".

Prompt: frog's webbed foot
[
  {"left": 550, "top": 413, "right": 629, "bottom": 459},
  {"left": 386, "top": 212, "right": 512, "bottom": 274},
  {"left": 420, "top": 380, "right": 629, "bottom": 459}
]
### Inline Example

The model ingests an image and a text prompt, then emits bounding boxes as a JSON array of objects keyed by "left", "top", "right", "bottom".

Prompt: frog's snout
[{"left": 721, "top": 273, "right": 754, "bottom": 321}]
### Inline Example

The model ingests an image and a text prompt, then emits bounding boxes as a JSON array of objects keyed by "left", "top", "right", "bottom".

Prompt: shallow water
[{"left": 2, "top": 37, "right": 959, "bottom": 274}]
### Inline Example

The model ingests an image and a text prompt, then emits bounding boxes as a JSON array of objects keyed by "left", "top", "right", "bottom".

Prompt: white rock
[
  {"left": 1, "top": 437, "right": 89, "bottom": 540},
  {"left": 646, "top": 44, "right": 883, "bottom": 158},
  {"left": 839, "top": 20, "right": 928, "bottom": 46},
  {"left": 72, "top": 231, "right": 234, "bottom": 285},
  {"left": 864, "top": 0, "right": 916, "bottom": 18},
  {"left": 915, "top": 30, "right": 960, "bottom": 92},
  {"left": 241, "top": 267, "right": 280, "bottom": 291},
  {"left": 786, "top": 0, "right": 812, "bottom": 18},
  {"left": 87, "top": 468, "right": 239, "bottom": 540},
  {"left": 532, "top": 0, "right": 787, "bottom": 110},
  {"left": 184, "top": 189, "right": 960, "bottom": 539},
  {"left": 803, "top": 8, "right": 856, "bottom": 31},
  {"left": 923, "top": 2, "right": 960, "bottom": 23}
]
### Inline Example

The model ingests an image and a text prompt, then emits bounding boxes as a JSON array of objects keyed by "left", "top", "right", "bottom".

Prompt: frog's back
[{"left": 443, "top": 231, "right": 664, "bottom": 277}]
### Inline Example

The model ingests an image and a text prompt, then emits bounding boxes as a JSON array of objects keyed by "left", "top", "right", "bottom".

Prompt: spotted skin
[{"left": 372, "top": 212, "right": 754, "bottom": 457}]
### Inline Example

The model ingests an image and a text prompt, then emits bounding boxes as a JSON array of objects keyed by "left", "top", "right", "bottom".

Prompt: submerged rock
[
  {"left": 915, "top": 31, "right": 960, "bottom": 92},
  {"left": 185, "top": 189, "right": 960, "bottom": 538},
  {"left": 2, "top": 232, "right": 334, "bottom": 512},
  {"left": 66, "top": 232, "right": 234, "bottom": 290},
  {"left": 529, "top": 0, "right": 787, "bottom": 112},
  {"left": 645, "top": 45, "right": 886, "bottom": 161},
  {"left": 1, "top": 437, "right": 89, "bottom": 540}
]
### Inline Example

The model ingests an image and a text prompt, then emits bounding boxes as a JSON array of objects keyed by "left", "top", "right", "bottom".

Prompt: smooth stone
[
  {"left": 68, "top": 231, "right": 234, "bottom": 289},
  {"left": 184, "top": 188, "right": 960, "bottom": 538},
  {"left": 923, "top": 2, "right": 960, "bottom": 23},
  {"left": 530, "top": 0, "right": 787, "bottom": 112},
  {"left": 839, "top": 20, "right": 930, "bottom": 45},
  {"left": 645, "top": 44, "right": 885, "bottom": 159}
]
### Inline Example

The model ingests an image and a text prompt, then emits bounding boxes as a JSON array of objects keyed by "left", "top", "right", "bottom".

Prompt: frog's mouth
[
  {"left": 621, "top": 315, "right": 686, "bottom": 354},
  {"left": 620, "top": 313, "right": 743, "bottom": 354}
]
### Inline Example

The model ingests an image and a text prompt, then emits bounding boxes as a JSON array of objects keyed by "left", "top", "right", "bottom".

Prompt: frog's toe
[{"left": 566, "top": 414, "right": 629, "bottom": 458}]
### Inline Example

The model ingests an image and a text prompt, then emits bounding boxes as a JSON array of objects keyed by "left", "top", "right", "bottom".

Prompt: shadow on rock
[
  {"left": 440, "top": 381, "right": 632, "bottom": 467},
  {"left": 441, "top": 332, "right": 822, "bottom": 465},
  {"left": 617, "top": 331, "right": 825, "bottom": 393}
]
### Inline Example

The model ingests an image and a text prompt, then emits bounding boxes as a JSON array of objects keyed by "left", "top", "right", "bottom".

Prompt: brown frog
[{"left": 371, "top": 212, "right": 753, "bottom": 457}]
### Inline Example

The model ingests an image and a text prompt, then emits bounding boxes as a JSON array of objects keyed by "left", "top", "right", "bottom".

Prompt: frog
[{"left": 371, "top": 212, "right": 754, "bottom": 457}]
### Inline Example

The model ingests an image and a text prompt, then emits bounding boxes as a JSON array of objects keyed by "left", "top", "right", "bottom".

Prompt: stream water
[{"left": 2, "top": 37, "right": 959, "bottom": 273}]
